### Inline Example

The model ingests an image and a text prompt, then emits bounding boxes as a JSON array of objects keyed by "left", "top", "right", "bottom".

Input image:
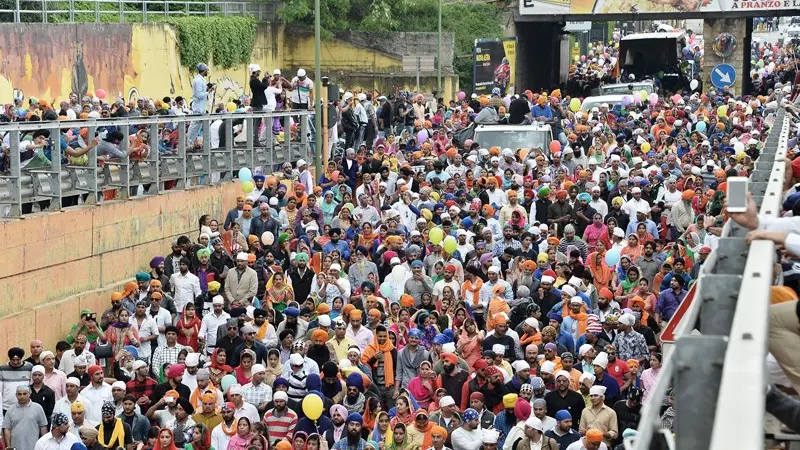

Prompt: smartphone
[{"left": 726, "top": 177, "right": 749, "bottom": 213}]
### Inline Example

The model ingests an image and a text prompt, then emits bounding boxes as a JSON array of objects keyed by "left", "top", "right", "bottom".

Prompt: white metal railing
[
  {"left": 630, "top": 103, "right": 790, "bottom": 450},
  {"left": 0, "top": 0, "right": 277, "bottom": 23},
  {"left": 0, "top": 110, "right": 312, "bottom": 217}
]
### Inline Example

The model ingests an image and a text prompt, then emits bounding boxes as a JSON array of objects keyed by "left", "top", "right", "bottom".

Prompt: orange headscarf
[
  {"left": 587, "top": 251, "right": 613, "bottom": 290},
  {"left": 562, "top": 301, "right": 589, "bottom": 337},
  {"left": 153, "top": 429, "right": 179, "bottom": 450}
]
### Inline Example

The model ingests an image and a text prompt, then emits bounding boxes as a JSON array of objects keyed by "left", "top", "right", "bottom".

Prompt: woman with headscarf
[
  {"left": 100, "top": 307, "right": 139, "bottom": 374},
  {"left": 406, "top": 410, "right": 434, "bottom": 450},
  {"left": 153, "top": 428, "right": 179, "bottom": 450},
  {"left": 586, "top": 240, "right": 613, "bottom": 291},
  {"left": 388, "top": 307, "right": 414, "bottom": 351},
  {"left": 185, "top": 423, "right": 212, "bottom": 450},
  {"left": 234, "top": 349, "right": 256, "bottom": 385},
  {"left": 387, "top": 423, "right": 415, "bottom": 450},
  {"left": 583, "top": 212, "right": 611, "bottom": 254},
  {"left": 265, "top": 269, "right": 294, "bottom": 313},
  {"left": 177, "top": 303, "right": 202, "bottom": 351},
  {"left": 265, "top": 348, "right": 284, "bottom": 387},
  {"left": 621, "top": 233, "right": 643, "bottom": 261},
  {"left": 406, "top": 361, "right": 438, "bottom": 410},
  {"left": 320, "top": 190, "right": 339, "bottom": 226},
  {"left": 390, "top": 395, "right": 416, "bottom": 429},
  {"left": 614, "top": 266, "right": 641, "bottom": 309},
  {"left": 371, "top": 410, "right": 394, "bottom": 445},
  {"left": 209, "top": 347, "right": 233, "bottom": 377},
  {"left": 227, "top": 417, "right": 255, "bottom": 450}
]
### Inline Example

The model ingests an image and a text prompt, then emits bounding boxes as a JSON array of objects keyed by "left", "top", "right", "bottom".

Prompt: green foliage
[
  {"left": 280, "top": 0, "right": 504, "bottom": 89},
  {"left": 155, "top": 16, "right": 256, "bottom": 69}
]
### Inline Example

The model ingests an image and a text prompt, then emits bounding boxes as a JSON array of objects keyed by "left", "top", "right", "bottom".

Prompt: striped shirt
[
  {"left": 287, "top": 370, "right": 308, "bottom": 401},
  {"left": 263, "top": 407, "right": 298, "bottom": 441},
  {"left": 0, "top": 362, "right": 33, "bottom": 410}
]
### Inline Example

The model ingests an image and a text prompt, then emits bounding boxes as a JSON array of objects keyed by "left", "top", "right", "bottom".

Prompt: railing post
[
  {"left": 283, "top": 114, "right": 291, "bottom": 163},
  {"left": 177, "top": 121, "right": 187, "bottom": 188},
  {"left": 142, "top": 0, "right": 147, "bottom": 23},
  {"left": 95, "top": 0, "right": 99, "bottom": 22},
  {"left": 119, "top": 124, "right": 130, "bottom": 199},
  {"left": 69, "top": 0, "right": 74, "bottom": 22},
  {"left": 245, "top": 116, "right": 254, "bottom": 171},
  {"left": 202, "top": 118, "right": 211, "bottom": 185},
  {"left": 14, "top": 0, "right": 20, "bottom": 23},
  {"left": 119, "top": 0, "right": 124, "bottom": 22},
  {"left": 8, "top": 131, "right": 22, "bottom": 217},
  {"left": 86, "top": 125, "right": 98, "bottom": 204},
  {"left": 42, "top": 0, "right": 47, "bottom": 23},
  {"left": 49, "top": 125, "right": 62, "bottom": 210},
  {"left": 301, "top": 111, "right": 310, "bottom": 164},
  {"left": 147, "top": 122, "right": 160, "bottom": 194},
  {"left": 225, "top": 117, "right": 234, "bottom": 177}
]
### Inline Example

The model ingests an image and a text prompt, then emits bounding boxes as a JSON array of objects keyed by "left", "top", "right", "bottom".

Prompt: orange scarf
[
  {"left": 520, "top": 331, "right": 542, "bottom": 346},
  {"left": 587, "top": 251, "right": 613, "bottom": 289},
  {"left": 486, "top": 297, "right": 511, "bottom": 331},
  {"left": 461, "top": 278, "right": 484, "bottom": 306},
  {"left": 361, "top": 335, "right": 395, "bottom": 387},
  {"left": 562, "top": 303, "right": 589, "bottom": 337},
  {"left": 221, "top": 418, "right": 238, "bottom": 436},
  {"left": 190, "top": 384, "right": 218, "bottom": 410}
]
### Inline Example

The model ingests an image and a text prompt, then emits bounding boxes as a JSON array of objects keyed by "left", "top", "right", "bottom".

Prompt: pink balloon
[
  {"left": 95, "top": 89, "right": 106, "bottom": 99},
  {"left": 672, "top": 94, "right": 681, "bottom": 103},
  {"left": 417, "top": 129, "right": 428, "bottom": 144},
  {"left": 457, "top": 91, "right": 466, "bottom": 101},
  {"left": 580, "top": 55, "right": 586, "bottom": 62},
  {"left": 648, "top": 93, "right": 659, "bottom": 105}
]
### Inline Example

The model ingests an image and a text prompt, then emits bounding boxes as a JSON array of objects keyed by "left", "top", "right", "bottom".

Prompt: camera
[{"left": 206, "top": 82, "right": 216, "bottom": 89}]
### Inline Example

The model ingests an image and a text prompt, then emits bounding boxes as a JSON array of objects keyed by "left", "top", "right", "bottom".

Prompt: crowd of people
[{"left": 5, "top": 28, "right": 800, "bottom": 450}]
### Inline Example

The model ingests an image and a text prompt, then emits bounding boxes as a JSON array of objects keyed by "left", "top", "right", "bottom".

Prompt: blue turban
[
  {"left": 135, "top": 272, "right": 151, "bottom": 283},
  {"left": 462, "top": 408, "right": 479, "bottom": 422},
  {"left": 347, "top": 412, "right": 363, "bottom": 425},
  {"left": 576, "top": 193, "right": 591, "bottom": 203},
  {"left": 442, "top": 329, "right": 454, "bottom": 341},
  {"left": 547, "top": 312, "right": 563, "bottom": 324},
  {"left": 306, "top": 373, "right": 321, "bottom": 392},
  {"left": 273, "top": 377, "right": 289, "bottom": 389},
  {"left": 285, "top": 307, "right": 300, "bottom": 318},
  {"left": 409, "top": 329, "right": 423, "bottom": 339},
  {"left": 411, "top": 260, "right": 425, "bottom": 268},
  {"left": 555, "top": 410, "right": 572, "bottom": 421},
  {"left": 461, "top": 217, "right": 474, "bottom": 229},
  {"left": 123, "top": 346, "right": 138, "bottom": 360},
  {"left": 346, "top": 373, "right": 364, "bottom": 392},
  {"left": 432, "top": 334, "right": 448, "bottom": 345},
  {"left": 530, "top": 376, "right": 545, "bottom": 390},
  {"left": 253, "top": 174, "right": 266, "bottom": 182}
]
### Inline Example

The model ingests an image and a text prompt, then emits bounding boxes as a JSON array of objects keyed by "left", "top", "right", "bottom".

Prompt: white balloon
[
  {"left": 261, "top": 231, "right": 274, "bottom": 246},
  {"left": 690, "top": 79, "right": 699, "bottom": 90}
]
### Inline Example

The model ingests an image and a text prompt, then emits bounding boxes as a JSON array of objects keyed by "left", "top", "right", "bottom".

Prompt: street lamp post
[
  {"left": 314, "top": 0, "right": 322, "bottom": 177},
  {"left": 437, "top": 0, "right": 442, "bottom": 94}
]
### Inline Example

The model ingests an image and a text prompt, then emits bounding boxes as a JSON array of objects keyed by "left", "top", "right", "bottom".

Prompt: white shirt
[
  {"left": 234, "top": 401, "right": 261, "bottom": 424},
  {"left": 565, "top": 440, "right": 607, "bottom": 450},
  {"left": 129, "top": 314, "right": 159, "bottom": 360},
  {"left": 211, "top": 421, "right": 235, "bottom": 450},
  {"left": 621, "top": 198, "right": 650, "bottom": 222},
  {"left": 53, "top": 393, "right": 93, "bottom": 419},
  {"left": 170, "top": 271, "right": 201, "bottom": 313},
  {"left": 589, "top": 198, "right": 609, "bottom": 219},
  {"left": 58, "top": 350, "right": 96, "bottom": 375},
  {"left": 266, "top": 86, "right": 282, "bottom": 112},
  {"left": 290, "top": 77, "right": 314, "bottom": 105},
  {"left": 34, "top": 431, "right": 79, "bottom": 450},
  {"left": 148, "top": 306, "right": 174, "bottom": 347},
  {"left": 79, "top": 383, "right": 113, "bottom": 422},
  {"left": 182, "top": 371, "right": 198, "bottom": 393},
  {"left": 210, "top": 119, "right": 223, "bottom": 149},
  {"left": 450, "top": 427, "right": 483, "bottom": 450},
  {"left": 199, "top": 311, "right": 231, "bottom": 350}
]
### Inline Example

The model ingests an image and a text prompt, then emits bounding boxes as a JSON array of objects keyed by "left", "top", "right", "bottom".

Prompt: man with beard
[
  {"left": 437, "top": 352, "right": 469, "bottom": 409},
  {"left": 579, "top": 386, "right": 617, "bottom": 448},
  {"left": 149, "top": 256, "right": 171, "bottom": 293},
  {"left": 263, "top": 390, "right": 298, "bottom": 443},
  {"left": 277, "top": 307, "right": 309, "bottom": 342},
  {"left": 505, "top": 361, "right": 532, "bottom": 394},
  {"left": 325, "top": 404, "right": 348, "bottom": 447},
  {"left": 602, "top": 345, "right": 631, "bottom": 390},
  {"left": 460, "top": 360, "right": 489, "bottom": 411},
  {"left": 492, "top": 394, "right": 519, "bottom": 449},
  {"left": 482, "top": 314, "right": 521, "bottom": 360},
  {"left": 534, "top": 276, "right": 561, "bottom": 316},
  {"left": 192, "top": 391, "right": 223, "bottom": 433},
  {"left": 223, "top": 253, "right": 257, "bottom": 308},
  {"left": 468, "top": 392, "right": 495, "bottom": 430},
  {"left": 231, "top": 324, "right": 268, "bottom": 366},
  {"left": 29, "top": 365, "right": 56, "bottom": 426},
  {"left": 590, "top": 353, "right": 619, "bottom": 407},
  {"left": 361, "top": 325, "right": 396, "bottom": 409},
  {"left": 96, "top": 401, "right": 133, "bottom": 449},
  {"left": 209, "top": 238, "right": 234, "bottom": 287},
  {"left": 289, "top": 253, "right": 316, "bottom": 307},
  {"left": 451, "top": 408, "right": 483, "bottom": 450},
  {"left": 332, "top": 412, "right": 367, "bottom": 450},
  {"left": 242, "top": 364, "right": 273, "bottom": 416},
  {"left": 151, "top": 363, "right": 191, "bottom": 405},
  {"left": 35, "top": 412, "right": 79, "bottom": 450},
  {"left": 612, "top": 387, "right": 641, "bottom": 446},
  {"left": 480, "top": 367, "right": 510, "bottom": 414},
  {"left": 307, "top": 329, "right": 333, "bottom": 369},
  {"left": 211, "top": 402, "right": 240, "bottom": 450},
  {"left": 120, "top": 394, "right": 150, "bottom": 442},
  {"left": 544, "top": 410, "right": 580, "bottom": 449},
  {"left": 343, "top": 373, "right": 366, "bottom": 414}
]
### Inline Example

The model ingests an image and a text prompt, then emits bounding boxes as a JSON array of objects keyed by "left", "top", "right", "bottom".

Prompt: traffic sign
[
  {"left": 660, "top": 283, "right": 696, "bottom": 343},
  {"left": 711, "top": 63, "right": 736, "bottom": 89}
]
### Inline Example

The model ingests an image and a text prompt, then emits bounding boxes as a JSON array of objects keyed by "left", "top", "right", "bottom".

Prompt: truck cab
[
  {"left": 618, "top": 31, "right": 689, "bottom": 92},
  {"left": 472, "top": 123, "right": 553, "bottom": 151}
]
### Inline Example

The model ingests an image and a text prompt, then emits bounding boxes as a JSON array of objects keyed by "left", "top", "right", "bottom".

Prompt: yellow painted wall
[{"left": 0, "top": 182, "right": 241, "bottom": 351}]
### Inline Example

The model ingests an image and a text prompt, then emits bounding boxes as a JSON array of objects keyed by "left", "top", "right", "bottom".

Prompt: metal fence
[
  {"left": 631, "top": 104, "right": 789, "bottom": 450},
  {"left": 0, "top": 110, "right": 311, "bottom": 217},
  {"left": 0, "top": 0, "right": 278, "bottom": 23}
]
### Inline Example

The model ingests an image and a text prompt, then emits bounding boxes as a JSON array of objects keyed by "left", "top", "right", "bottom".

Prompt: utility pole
[
  {"left": 314, "top": 0, "right": 322, "bottom": 177},
  {"left": 437, "top": 0, "right": 442, "bottom": 94}
]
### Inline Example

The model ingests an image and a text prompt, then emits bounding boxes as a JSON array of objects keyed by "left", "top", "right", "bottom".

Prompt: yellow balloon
[
  {"left": 430, "top": 192, "right": 440, "bottom": 201},
  {"left": 241, "top": 181, "right": 254, "bottom": 193},
  {"left": 717, "top": 105, "right": 728, "bottom": 117},
  {"left": 443, "top": 235, "right": 457, "bottom": 254},
  {"left": 641, "top": 142, "right": 651, "bottom": 152},
  {"left": 429, "top": 227, "right": 444, "bottom": 245},
  {"left": 638, "top": 90, "right": 648, "bottom": 102},
  {"left": 569, "top": 98, "right": 581, "bottom": 112},
  {"left": 226, "top": 102, "right": 236, "bottom": 113},
  {"left": 302, "top": 395, "right": 324, "bottom": 421}
]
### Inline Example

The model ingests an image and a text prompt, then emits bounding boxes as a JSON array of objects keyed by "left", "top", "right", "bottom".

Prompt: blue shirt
[
  {"left": 191, "top": 74, "right": 208, "bottom": 113},
  {"left": 531, "top": 104, "right": 553, "bottom": 120},
  {"left": 659, "top": 271, "right": 692, "bottom": 292},
  {"left": 656, "top": 288, "right": 687, "bottom": 320},
  {"left": 625, "top": 219, "right": 659, "bottom": 239}
]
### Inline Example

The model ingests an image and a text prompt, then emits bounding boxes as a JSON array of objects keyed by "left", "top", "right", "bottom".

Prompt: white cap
[
  {"left": 524, "top": 318, "right": 539, "bottom": 330},
  {"left": 390, "top": 257, "right": 401, "bottom": 265},
  {"left": 540, "top": 361, "right": 556, "bottom": 374},
  {"left": 112, "top": 381, "right": 127, "bottom": 391},
  {"left": 539, "top": 224, "right": 548, "bottom": 232},
  {"left": 492, "top": 344, "right": 506, "bottom": 355},
  {"left": 212, "top": 295, "right": 225, "bottom": 305},
  {"left": 236, "top": 252, "right": 249, "bottom": 261},
  {"left": 488, "top": 266, "right": 500, "bottom": 274},
  {"left": 511, "top": 360, "right": 530, "bottom": 372},
  {"left": 482, "top": 430, "right": 500, "bottom": 444},
  {"left": 579, "top": 372, "right": 596, "bottom": 383},
  {"left": 555, "top": 370, "right": 572, "bottom": 381},
  {"left": 613, "top": 228, "right": 625, "bottom": 238},
  {"left": 290, "top": 353, "right": 304, "bottom": 366},
  {"left": 357, "top": 93, "right": 367, "bottom": 102},
  {"left": 619, "top": 313, "right": 636, "bottom": 326},
  {"left": 318, "top": 315, "right": 331, "bottom": 327},
  {"left": 343, "top": 92, "right": 354, "bottom": 102},
  {"left": 66, "top": 377, "right": 81, "bottom": 387},
  {"left": 185, "top": 353, "right": 200, "bottom": 367},
  {"left": 31, "top": 365, "right": 45, "bottom": 375},
  {"left": 274, "top": 391, "right": 289, "bottom": 402},
  {"left": 297, "top": 68, "right": 306, "bottom": 77},
  {"left": 525, "top": 416, "right": 544, "bottom": 432},
  {"left": 248, "top": 64, "right": 261, "bottom": 73},
  {"left": 442, "top": 342, "right": 456, "bottom": 353},
  {"left": 273, "top": 68, "right": 282, "bottom": 75},
  {"left": 297, "top": 159, "right": 307, "bottom": 167},
  {"left": 456, "top": 229, "right": 467, "bottom": 237},
  {"left": 228, "top": 384, "right": 243, "bottom": 396},
  {"left": 241, "top": 324, "right": 258, "bottom": 334},
  {"left": 561, "top": 285, "right": 576, "bottom": 297},
  {"left": 132, "top": 360, "right": 148, "bottom": 372},
  {"left": 541, "top": 275, "right": 555, "bottom": 284},
  {"left": 593, "top": 352, "right": 609, "bottom": 369},
  {"left": 589, "top": 385, "right": 607, "bottom": 396},
  {"left": 610, "top": 154, "right": 621, "bottom": 162},
  {"left": 570, "top": 296, "right": 584, "bottom": 305},
  {"left": 251, "top": 364, "right": 266, "bottom": 374},
  {"left": 329, "top": 263, "right": 342, "bottom": 272},
  {"left": 579, "top": 344, "right": 593, "bottom": 357},
  {"left": 439, "top": 396, "right": 456, "bottom": 407},
  {"left": 631, "top": 187, "right": 642, "bottom": 194},
  {"left": 74, "top": 355, "right": 88, "bottom": 367}
]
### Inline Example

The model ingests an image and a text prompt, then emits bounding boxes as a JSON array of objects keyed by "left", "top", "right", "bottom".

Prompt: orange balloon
[
  {"left": 717, "top": 182, "right": 727, "bottom": 194},
  {"left": 549, "top": 140, "right": 561, "bottom": 154}
]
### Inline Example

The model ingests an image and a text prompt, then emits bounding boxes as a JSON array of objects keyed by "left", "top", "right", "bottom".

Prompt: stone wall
[{"left": 0, "top": 183, "right": 241, "bottom": 351}]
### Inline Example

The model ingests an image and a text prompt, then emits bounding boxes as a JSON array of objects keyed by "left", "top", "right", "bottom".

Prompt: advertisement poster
[
  {"left": 518, "top": 0, "right": 794, "bottom": 14},
  {"left": 473, "top": 38, "right": 516, "bottom": 96}
]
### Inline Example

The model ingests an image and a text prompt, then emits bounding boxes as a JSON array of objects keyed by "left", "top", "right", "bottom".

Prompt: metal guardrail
[
  {"left": 0, "top": 110, "right": 312, "bottom": 217},
  {"left": 0, "top": 0, "right": 278, "bottom": 23},
  {"left": 631, "top": 104, "right": 789, "bottom": 450}
]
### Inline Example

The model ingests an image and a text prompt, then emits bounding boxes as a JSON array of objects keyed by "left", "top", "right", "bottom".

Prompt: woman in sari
[
  {"left": 634, "top": 278, "right": 657, "bottom": 315},
  {"left": 456, "top": 317, "right": 483, "bottom": 369},
  {"left": 641, "top": 352, "right": 662, "bottom": 403},
  {"left": 372, "top": 411, "right": 394, "bottom": 446},
  {"left": 320, "top": 191, "right": 339, "bottom": 225},
  {"left": 636, "top": 222, "right": 654, "bottom": 244},
  {"left": 621, "top": 233, "right": 643, "bottom": 261},
  {"left": 234, "top": 349, "right": 255, "bottom": 385},
  {"left": 406, "top": 361, "right": 438, "bottom": 410},
  {"left": 586, "top": 240, "right": 613, "bottom": 291},
  {"left": 210, "top": 348, "right": 233, "bottom": 377},
  {"left": 153, "top": 428, "right": 179, "bottom": 450},
  {"left": 223, "top": 222, "right": 249, "bottom": 255},
  {"left": 358, "top": 221, "right": 380, "bottom": 255},
  {"left": 227, "top": 417, "right": 254, "bottom": 450},
  {"left": 389, "top": 395, "right": 416, "bottom": 429},
  {"left": 279, "top": 197, "right": 300, "bottom": 230},
  {"left": 265, "top": 270, "right": 294, "bottom": 313},
  {"left": 331, "top": 204, "right": 354, "bottom": 231},
  {"left": 583, "top": 212, "right": 611, "bottom": 254},
  {"left": 185, "top": 424, "right": 212, "bottom": 450},
  {"left": 292, "top": 431, "right": 308, "bottom": 450},
  {"left": 265, "top": 348, "right": 284, "bottom": 387},
  {"left": 100, "top": 308, "right": 139, "bottom": 373},
  {"left": 614, "top": 266, "right": 641, "bottom": 309},
  {"left": 388, "top": 308, "right": 413, "bottom": 351},
  {"left": 177, "top": 303, "right": 202, "bottom": 351},
  {"left": 387, "top": 423, "right": 416, "bottom": 450}
]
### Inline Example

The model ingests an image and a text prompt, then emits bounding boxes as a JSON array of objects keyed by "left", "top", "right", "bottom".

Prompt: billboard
[
  {"left": 518, "top": 0, "right": 800, "bottom": 14},
  {"left": 473, "top": 38, "right": 516, "bottom": 96}
]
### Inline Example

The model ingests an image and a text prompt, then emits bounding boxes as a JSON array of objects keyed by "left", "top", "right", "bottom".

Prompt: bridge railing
[
  {"left": 631, "top": 103, "right": 789, "bottom": 450},
  {"left": 0, "top": 110, "right": 312, "bottom": 218},
  {"left": 0, "top": 0, "right": 278, "bottom": 23}
]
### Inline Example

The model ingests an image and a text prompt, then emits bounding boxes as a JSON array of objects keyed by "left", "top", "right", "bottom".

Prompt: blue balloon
[
  {"left": 696, "top": 121, "right": 707, "bottom": 133},
  {"left": 605, "top": 248, "right": 621, "bottom": 266},
  {"left": 238, "top": 167, "right": 252, "bottom": 182}
]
